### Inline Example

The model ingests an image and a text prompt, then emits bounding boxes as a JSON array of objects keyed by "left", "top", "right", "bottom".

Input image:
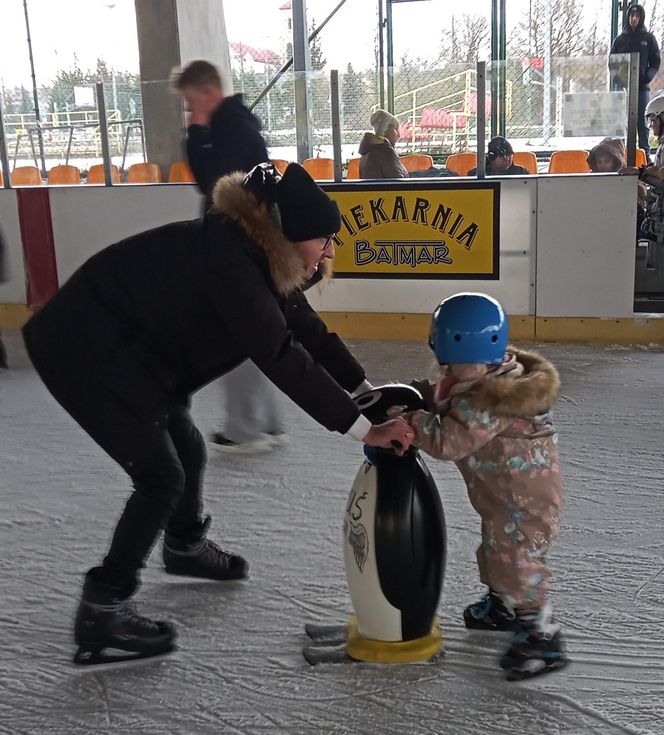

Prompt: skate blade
[
  {"left": 304, "top": 621, "right": 348, "bottom": 645},
  {"left": 73, "top": 643, "right": 177, "bottom": 668},
  {"left": 505, "top": 656, "right": 569, "bottom": 682},
  {"left": 303, "top": 642, "right": 352, "bottom": 665}
]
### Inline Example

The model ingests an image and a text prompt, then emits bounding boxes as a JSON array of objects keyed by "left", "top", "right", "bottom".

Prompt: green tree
[
  {"left": 309, "top": 20, "right": 327, "bottom": 70},
  {"left": 341, "top": 62, "right": 369, "bottom": 130}
]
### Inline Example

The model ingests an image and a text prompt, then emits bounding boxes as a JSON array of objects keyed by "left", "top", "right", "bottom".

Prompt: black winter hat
[
  {"left": 487, "top": 136, "right": 513, "bottom": 159},
  {"left": 276, "top": 163, "right": 341, "bottom": 242}
]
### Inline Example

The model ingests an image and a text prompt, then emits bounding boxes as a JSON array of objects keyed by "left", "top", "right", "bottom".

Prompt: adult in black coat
[
  {"left": 23, "top": 163, "right": 414, "bottom": 664},
  {"left": 609, "top": 3, "right": 661, "bottom": 152}
]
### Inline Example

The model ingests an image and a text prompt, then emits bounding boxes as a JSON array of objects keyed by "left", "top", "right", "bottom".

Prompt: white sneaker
[
  {"left": 267, "top": 432, "right": 290, "bottom": 447},
  {"left": 208, "top": 433, "right": 274, "bottom": 454}
]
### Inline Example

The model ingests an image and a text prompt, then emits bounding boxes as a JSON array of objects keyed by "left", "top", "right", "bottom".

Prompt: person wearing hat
[
  {"left": 587, "top": 137, "right": 627, "bottom": 173},
  {"left": 467, "top": 136, "right": 529, "bottom": 177},
  {"left": 358, "top": 109, "right": 409, "bottom": 179},
  {"left": 22, "top": 162, "right": 415, "bottom": 665}
]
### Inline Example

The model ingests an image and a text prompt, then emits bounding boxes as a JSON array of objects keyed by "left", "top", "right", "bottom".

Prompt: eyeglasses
[{"left": 321, "top": 236, "right": 334, "bottom": 253}]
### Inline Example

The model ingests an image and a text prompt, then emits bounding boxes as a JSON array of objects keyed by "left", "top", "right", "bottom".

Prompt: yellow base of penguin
[{"left": 345, "top": 616, "right": 443, "bottom": 663}]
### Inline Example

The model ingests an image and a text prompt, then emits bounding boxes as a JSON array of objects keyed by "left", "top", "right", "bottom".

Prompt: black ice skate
[
  {"left": 463, "top": 590, "right": 519, "bottom": 631},
  {"left": 163, "top": 515, "right": 248, "bottom": 581},
  {"left": 73, "top": 571, "right": 176, "bottom": 666},
  {"left": 500, "top": 603, "right": 568, "bottom": 681}
]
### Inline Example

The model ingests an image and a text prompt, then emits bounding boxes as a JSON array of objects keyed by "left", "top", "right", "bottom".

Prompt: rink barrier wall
[{"left": 0, "top": 176, "right": 661, "bottom": 343}]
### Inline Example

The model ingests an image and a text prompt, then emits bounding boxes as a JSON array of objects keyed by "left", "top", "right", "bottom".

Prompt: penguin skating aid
[{"left": 303, "top": 385, "right": 446, "bottom": 665}]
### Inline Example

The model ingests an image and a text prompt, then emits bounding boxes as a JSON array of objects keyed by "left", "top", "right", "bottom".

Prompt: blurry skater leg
[{"left": 210, "top": 360, "right": 286, "bottom": 452}]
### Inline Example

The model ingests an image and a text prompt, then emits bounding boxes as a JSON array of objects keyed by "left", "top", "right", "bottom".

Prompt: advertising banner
[{"left": 323, "top": 181, "right": 500, "bottom": 279}]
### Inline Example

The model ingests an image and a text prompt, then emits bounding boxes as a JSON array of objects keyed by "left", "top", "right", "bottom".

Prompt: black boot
[
  {"left": 463, "top": 589, "right": 520, "bottom": 631},
  {"left": 500, "top": 602, "right": 568, "bottom": 681},
  {"left": 73, "top": 568, "right": 177, "bottom": 665},
  {"left": 163, "top": 515, "right": 248, "bottom": 581}
]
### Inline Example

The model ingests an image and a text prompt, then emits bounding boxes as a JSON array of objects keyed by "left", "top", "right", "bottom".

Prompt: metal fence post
[
  {"left": 96, "top": 82, "right": 113, "bottom": 186},
  {"left": 626, "top": 52, "right": 639, "bottom": 167},
  {"left": 330, "top": 70, "right": 342, "bottom": 183},
  {"left": 476, "top": 62, "right": 486, "bottom": 179},
  {"left": 0, "top": 95, "right": 12, "bottom": 188}
]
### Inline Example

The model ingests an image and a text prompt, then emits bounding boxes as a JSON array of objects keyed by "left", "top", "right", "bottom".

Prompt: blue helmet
[{"left": 429, "top": 292, "right": 508, "bottom": 365}]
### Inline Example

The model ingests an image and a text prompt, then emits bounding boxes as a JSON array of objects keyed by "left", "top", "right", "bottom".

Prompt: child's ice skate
[
  {"left": 73, "top": 570, "right": 176, "bottom": 666},
  {"left": 463, "top": 589, "right": 519, "bottom": 631},
  {"left": 163, "top": 515, "right": 248, "bottom": 581},
  {"left": 500, "top": 602, "right": 568, "bottom": 681}
]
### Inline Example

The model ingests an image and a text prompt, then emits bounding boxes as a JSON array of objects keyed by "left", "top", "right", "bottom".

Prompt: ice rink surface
[{"left": 1, "top": 330, "right": 663, "bottom": 735}]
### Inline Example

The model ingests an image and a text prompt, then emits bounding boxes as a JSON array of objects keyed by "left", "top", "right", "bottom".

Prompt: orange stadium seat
[
  {"left": 86, "top": 164, "right": 120, "bottom": 184},
  {"left": 547, "top": 150, "right": 590, "bottom": 174},
  {"left": 400, "top": 154, "right": 433, "bottom": 173},
  {"left": 271, "top": 159, "right": 290, "bottom": 175},
  {"left": 168, "top": 161, "right": 195, "bottom": 183},
  {"left": 303, "top": 157, "right": 334, "bottom": 180},
  {"left": 11, "top": 165, "right": 42, "bottom": 186},
  {"left": 346, "top": 158, "right": 361, "bottom": 179},
  {"left": 513, "top": 151, "right": 538, "bottom": 174},
  {"left": 125, "top": 162, "right": 162, "bottom": 184},
  {"left": 446, "top": 152, "right": 477, "bottom": 176},
  {"left": 635, "top": 148, "right": 648, "bottom": 167},
  {"left": 47, "top": 164, "right": 81, "bottom": 185}
]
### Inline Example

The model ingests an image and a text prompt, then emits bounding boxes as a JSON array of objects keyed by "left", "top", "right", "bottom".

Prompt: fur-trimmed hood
[
  {"left": 468, "top": 346, "right": 560, "bottom": 416},
  {"left": 211, "top": 172, "right": 331, "bottom": 295}
]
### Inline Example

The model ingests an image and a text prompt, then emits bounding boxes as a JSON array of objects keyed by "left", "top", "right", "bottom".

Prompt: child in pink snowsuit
[{"left": 407, "top": 292, "right": 567, "bottom": 681}]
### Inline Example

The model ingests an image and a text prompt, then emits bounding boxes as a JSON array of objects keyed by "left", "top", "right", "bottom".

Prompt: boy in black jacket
[
  {"left": 172, "top": 59, "right": 287, "bottom": 454},
  {"left": 609, "top": 3, "right": 661, "bottom": 153}
]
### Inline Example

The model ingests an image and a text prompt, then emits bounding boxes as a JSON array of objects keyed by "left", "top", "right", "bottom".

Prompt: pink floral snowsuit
[{"left": 409, "top": 347, "right": 565, "bottom": 611}]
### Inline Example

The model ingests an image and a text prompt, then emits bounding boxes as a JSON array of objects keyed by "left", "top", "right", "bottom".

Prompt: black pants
[{"left": 24, "top": 334, "right": 206, "bottom": 590}]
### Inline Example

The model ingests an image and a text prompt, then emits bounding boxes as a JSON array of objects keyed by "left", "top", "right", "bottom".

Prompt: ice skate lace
[{"left": 117, "top": 602, "right": 163, "bottom": 633}]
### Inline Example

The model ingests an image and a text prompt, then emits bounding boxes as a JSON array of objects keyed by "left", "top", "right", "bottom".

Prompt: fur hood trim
[
  {"left": 211, "top": 172, "right": 332, "bottom": 294},
  {"left": 470, "top": 346, "right": 560, "bottom": 416}
]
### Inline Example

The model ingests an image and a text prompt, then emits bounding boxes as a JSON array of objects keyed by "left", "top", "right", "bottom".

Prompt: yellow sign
[{"left": 323, "top": 182, "right": 500, "bottom": 279}]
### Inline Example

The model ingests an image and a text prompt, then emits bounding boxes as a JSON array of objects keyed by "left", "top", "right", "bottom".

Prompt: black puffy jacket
[
  {"left": 609, "top": 4, "right": 660, "bottom": 90},
  {"left": 23, "top": 174, "right": 365, "bottom": 434}
]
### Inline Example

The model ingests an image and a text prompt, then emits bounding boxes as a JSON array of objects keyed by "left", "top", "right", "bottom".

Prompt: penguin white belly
[{"left": 343, "top": 459, "right": 403, "bottom": 641}]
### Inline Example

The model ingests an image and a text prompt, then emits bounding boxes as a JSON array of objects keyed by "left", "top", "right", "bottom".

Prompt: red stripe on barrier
[{"left": 17, "top": 188, "right": 59, "bottom": 307}]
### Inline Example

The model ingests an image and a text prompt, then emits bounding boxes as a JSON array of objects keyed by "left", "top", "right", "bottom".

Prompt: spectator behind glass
[
  {"left": 467, "top": 136, "right": 529, "bottom": 177},
  {"left": 358, "top": 109, "right": 408, "bottom": 179},
  {"left": 587, "top": 137, "right": 626, "bottom": 172},
  {"left": 609, "top": 4, "right": 660, "bottom": 155}
]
